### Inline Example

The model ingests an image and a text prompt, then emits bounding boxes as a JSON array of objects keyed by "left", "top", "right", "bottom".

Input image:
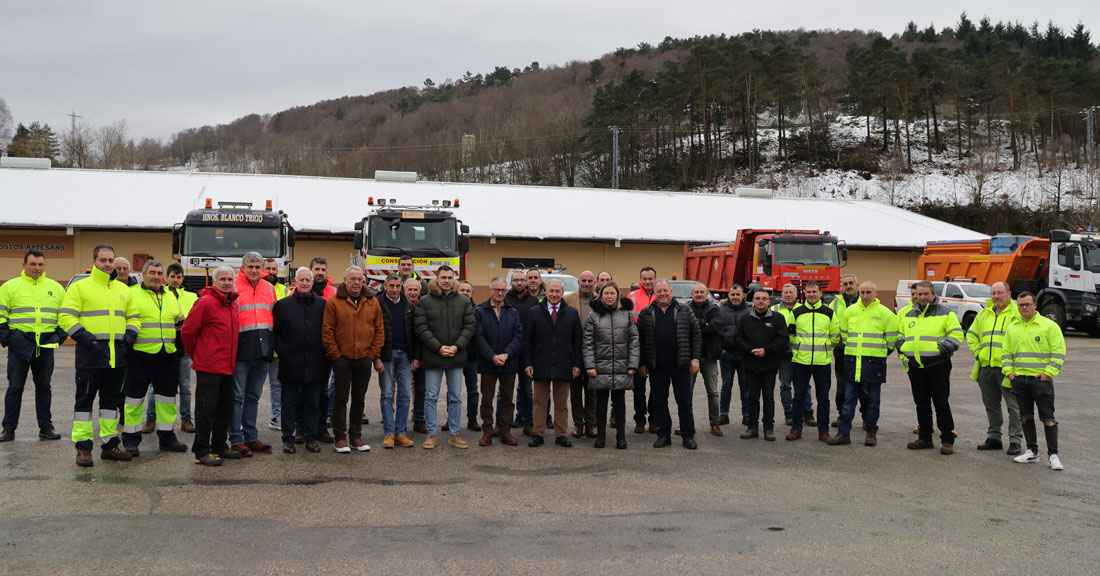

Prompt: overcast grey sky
[{"left": 1, "top": 0, "right": 1094, "bottom": 141}]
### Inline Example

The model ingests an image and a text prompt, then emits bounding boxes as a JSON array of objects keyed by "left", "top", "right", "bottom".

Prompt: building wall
[{"left": 0, "top": 228, "right": 920, "bottom": 307}]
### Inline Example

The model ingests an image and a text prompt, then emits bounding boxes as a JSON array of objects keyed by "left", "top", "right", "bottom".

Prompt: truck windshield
[
  {"left": 184, "top": 225, "right": 283, "bottom": 258},
  {"left": 771, "top": 242, "right": 840, "bottom": 266},
  {"left": 369, "top": 217, "right": 456, "bottom": 254},
  {"left": 1081, "top": 242, "right": 1100, "bottom": 273}
]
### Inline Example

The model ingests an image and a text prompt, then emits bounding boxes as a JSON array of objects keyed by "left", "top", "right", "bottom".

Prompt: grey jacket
[{"left": 583, "top": 298, "right": 639, "bottom": 391}]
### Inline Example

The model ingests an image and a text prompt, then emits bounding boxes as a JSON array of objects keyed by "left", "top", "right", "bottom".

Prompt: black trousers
[
  {"left": 907, "top": 362, "right": 955, "bottom": 443},
  {"left": 192, "top": 371, "right": 235, "bottom": 457},
  {"left": 1013, "top": 375, "right": 1058, "bottom": 455},
  {"left": 283, "top": 379, "right": 323, "bottom": 443},
  {"left": 744, "top": 369, "right": 777, "bottom": 429},
  {"left": 648, "top": 365, "right": 694, "bottom": 440},
  {"left": 595, "top": 388, "right": 626, "bottom": 434},
  {"left": 332, "top": 357, "right": 372, "bottom": 442},
  {"left": 3, "top": 346, "right": 54, "bottom": 430}
]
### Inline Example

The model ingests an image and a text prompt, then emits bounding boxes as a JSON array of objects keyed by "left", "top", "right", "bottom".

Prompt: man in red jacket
[{"left": 181, "top": 266, "right": 241, "bottom": 466}]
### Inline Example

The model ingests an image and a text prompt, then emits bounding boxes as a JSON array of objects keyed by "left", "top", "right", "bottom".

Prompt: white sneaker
[
  {"left": 1049, "top": 454, "right": 1064, "bottom": 471},
  {"left": 1013, "top": 449, "right": 1039, "bottom": 463},
  {"left": 268, "top": 418, "right": 280, "bottom": 430}
]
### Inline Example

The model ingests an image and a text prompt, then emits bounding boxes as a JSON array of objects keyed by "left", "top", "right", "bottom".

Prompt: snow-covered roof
[{"left": 0, "top": 168, "right": 986, "bottom": 248}]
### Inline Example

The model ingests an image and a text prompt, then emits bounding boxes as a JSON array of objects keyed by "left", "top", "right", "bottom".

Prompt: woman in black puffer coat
[{"left": 583, "top": 282, "right": 639, "bottom": 449}]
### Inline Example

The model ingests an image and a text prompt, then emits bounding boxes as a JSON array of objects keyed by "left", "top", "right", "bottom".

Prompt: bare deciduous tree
[
  {"left": 97, "top": 119, "right": 128, "bottom": 169},
  {"left": 62, "top": 119, "right": 97, "bottom": 168},
  {"left": 0, "top": 98, "right": 13, "bottom": 152}
]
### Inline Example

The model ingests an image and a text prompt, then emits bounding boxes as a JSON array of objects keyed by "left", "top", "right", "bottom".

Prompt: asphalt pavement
[{"left": 1, "top": 337, "right": 1098, "bottom": 574}]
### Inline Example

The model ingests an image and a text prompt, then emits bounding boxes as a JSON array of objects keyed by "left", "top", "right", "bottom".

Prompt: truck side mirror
[
  {"left": 460, "top": 224, "right": 470, "bottom": 234},
  {"left": 353, "top": 232, "right": 363, "bottom": 251},
  {"left": 171, "top": 227, "right": 181, "bottom": 257},
  {"left": 354, "top": 221, "right": 364, "bottom": 231},
  {"left": 842, "top": 247, "right": 849, "bottom": 262},
  {"left": 461, "top": 236, "right": 470, "bottom": 253},
  {"left": 286, "top": 228, "right": 296, "bottom": 248}
]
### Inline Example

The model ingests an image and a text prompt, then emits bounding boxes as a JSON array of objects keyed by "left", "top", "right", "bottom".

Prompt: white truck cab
[{"left": 895, "top": 278, "right": 991, "bottom": 330}]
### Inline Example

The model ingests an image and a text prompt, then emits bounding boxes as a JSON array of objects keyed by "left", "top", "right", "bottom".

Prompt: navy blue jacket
[
  {"left": 273, "top": 291, "right": 331, "bottom": 384},
  {"left": 522, "top": 298, "right": 583, "bottom": 381},
  {"left": 473, "top": 299, "right": 523, "bottom": 373}
]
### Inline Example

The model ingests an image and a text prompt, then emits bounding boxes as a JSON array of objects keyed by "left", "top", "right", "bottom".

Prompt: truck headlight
[{"left": 1085, "top": 303, "right": 1098, "bottom": 314}]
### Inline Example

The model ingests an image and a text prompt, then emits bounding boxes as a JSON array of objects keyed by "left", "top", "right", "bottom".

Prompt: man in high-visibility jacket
[
  {"left": 262, "top": 258, "right": 287, "bottom": 432},
  {"left": 143, "top": 263, "right": 199, "bottom": 434},
  {"left": 828, "top": 281, "right": 896, "bottom": 447},
  {"left": 785, "top": 281, "right": 839, "bottom": 442},
  {"left": 229, "top": 252, "right": 276, "bottom": 456},
  {"left": 771, "top": 283, "right": 811, "bottom": 426},
  {"left": 628, "top": 266, "right": 657, "bottom": 434},
  {"left": 0, "top": 250, "right": 67, "bottom": 442},
  {"left": 120, "top": 260, "right": 188, "bottom": 455},
  {"left": 1003, "top": 291, "right": 1067, "bottom": 471},
  {"left": 897, "top": 280, "right": 964, "bottom": 455},
  {"left": 58, "top": 244, "right": 140, "bottom": 467},
  {"left": 830, "top": 273, "right": 866, "bottom": 426},
  {"left": 965, "top": 281, "right": 1023, "bottom": 456}
]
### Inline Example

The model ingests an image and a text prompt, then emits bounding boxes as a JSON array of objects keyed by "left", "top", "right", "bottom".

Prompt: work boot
[
  {"left": 294, "top": 431, "right": 304, "bottom": 444},
  {"left": 864, "top": 428, "right": 878, "bottom": 446},
  {"left": 615, "top": 426, "right": 627, "bottom": 449},
  {"left": 522, "top": 425, "right": 534, "bottom": 437},
  {"left": 479, "top": 431, "right": 493, "bottom": 447},
  {"left": 141, "top": 419, "right": 155, "bottom": 434},
  {"left": 633, "top": 424, "right": 645, "bottom": 434},
  {"left": 784, "top": 412, "right": 792, "bottom": 426},
  {"left": 383, "top": 435, "right": 395, "bottom": 449},
  {"left": 499, "top": 430, "right": 518, "bottom": 446},
  {"left": 413, "top": 421, "right": 427, "bottom": 434},
  {"left": 316, "top": 429, "right": 334, "bottom": 443},
  {"left": 739, "top": 426, "right": 758, "bottom": 439},
  {"left": 785, "top": 428, "right": 802, "bottom": 441},
  {"left": 283, "top": 442, "right": 296, "bottom": 454},
  {"left": 818, "top": 431, "right": 832, "bottom": 442},
  {"left": 467, "top": 419, "right": 481, "bottom": 432},
  {"left": 245, "top": 440, "right": 272, "bottom": 454},
  {"left": 573, "top": 425, "right": 585, "bottom": 439},
  {"left": 719, "top": 415, "right": 730, "bottom": 426},
  {"left": 39, "top": 427, "right": 61, "bottom": 440},
  {"left": 594, "top": 427, "right": 606, "bottom": 449},
  {"left": 422, "top": 435, "right": 437, "bottom": 450},
  {"left": 76, "top": 447, "right": 93, "bottom": 467},
  {"left": 827, "top": 434, "right": 851, "bottom": 445},
  {"left": 585, "top": 426, "right": 597, "bottom": 438},
  {"left": 194, "top": 453, "right": 222, "bottom": 466},
  {"left": 976, "top": 438, "right": 1003, "bottom": 451},
  {"left": 0, "top": 427, "right": 14, "bottom": 442},
  {"left": 123, "top": 444, "right": 140, "bottom": 457},
  {"left": 159, "top": 439, "right": 189, "bottom": 452},
  {"left": 803, "top": 412, "right": 816, "bottom": 427},
  {"left": 763, "top": 429, "right": 776, "bottom": 442},
  {"left": 907, "top": 439, "right": 934, "bottom": 450},
  {"left": 180, "top": 417, "right": 196, "bottom": 433},
  {"left": 101, "top": 445, "right": 133, "bottom": 462},
  {"left": 395, "top": 434, "right": 415, "bottom": 447},
  {"left": 940, "top": 443, "right": 954, "bottom": 455},
  {"left": 710, "top": 425, "right": 724, "bottom": 437}
]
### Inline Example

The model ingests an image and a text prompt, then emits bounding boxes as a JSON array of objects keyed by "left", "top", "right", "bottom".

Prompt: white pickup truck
[{"left": 895, "top": 279, "right": 991, "bottom": 331}]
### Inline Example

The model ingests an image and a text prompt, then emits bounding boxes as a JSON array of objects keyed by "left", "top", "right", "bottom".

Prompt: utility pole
[
  {"left": 65, "top": 110, "right": 82, "bottom": 167},
  {"left": 66, "top": 110, "right": 81, "bottom": 134},
  {"left": 609, "top": 126, "right": 620, "bottom": 189}
]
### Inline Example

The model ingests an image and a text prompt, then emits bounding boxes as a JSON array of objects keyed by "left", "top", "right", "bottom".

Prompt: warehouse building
[{"left": 0, "top": 167, "right": 984, "bottom": 302}]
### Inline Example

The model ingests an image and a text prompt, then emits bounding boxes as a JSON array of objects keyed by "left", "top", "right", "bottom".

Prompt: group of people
[{"left": 0, "top": 248, "right": 1069, "bottom": 471}]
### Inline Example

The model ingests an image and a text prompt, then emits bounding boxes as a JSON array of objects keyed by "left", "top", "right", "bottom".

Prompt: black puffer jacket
[
  {"left": 413, "top": 280, "right": 476, "bottom": 369},
  {"left": 730, "top": 308, "right": 790, "bottom": 373},
  {"left": 637, "top": 299, "right": 703, "bottom": 370},
  {"left": 583, "top": 298, "right": 638, "bottom": 391},
  {"left": 689, "top": 299, "right": 722, "bottom": 361},
  {"left": 714, "top": 299, "right": 749, "bottom": 356},
  {"left": 273, "top": 290, "right": 331, "bottom": 384}
]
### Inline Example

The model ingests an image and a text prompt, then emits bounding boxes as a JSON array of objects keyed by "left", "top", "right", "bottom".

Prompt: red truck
[{"left": 683, "top": 229, "right": 847, "bottom": 297}]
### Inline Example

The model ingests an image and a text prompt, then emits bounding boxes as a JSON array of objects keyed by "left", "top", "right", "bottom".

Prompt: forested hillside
[{"left": 4, "top": 14, "right": 1099, "bottom": 234}]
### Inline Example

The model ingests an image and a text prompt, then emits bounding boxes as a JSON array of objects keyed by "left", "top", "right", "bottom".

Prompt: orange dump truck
[{"left": 918, "top": 230, "right": 1100, "bottom": 334}]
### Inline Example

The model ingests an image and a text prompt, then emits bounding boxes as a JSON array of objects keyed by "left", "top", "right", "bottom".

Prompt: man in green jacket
[
  {"left": 965, "top": 282, "right": 1023, "bottom": 455},
  {"left": 1003, "top": 292, "right": 1067, "bottom": 471}
]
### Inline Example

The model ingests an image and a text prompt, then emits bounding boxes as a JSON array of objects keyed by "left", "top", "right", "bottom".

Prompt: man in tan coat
[{"left": 322, "top": 267, "right": 385, "bottom": 453}]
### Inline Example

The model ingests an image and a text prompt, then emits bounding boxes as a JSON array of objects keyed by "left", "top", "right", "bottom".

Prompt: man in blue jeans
[
  {"left": 413, "top": 266, "right": 476, "bottom": 450},
  {"left": 715, "top": 284, "right": 748, "bottom": 426},
  {"left": 228, "top": 252, "right": 275, "bottom": 456},
  {"left": 379, "top": 274, "right": 418, "bottom": 448}
]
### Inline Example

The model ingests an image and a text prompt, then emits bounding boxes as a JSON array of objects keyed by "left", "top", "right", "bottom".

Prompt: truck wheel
[
  {"left": 961, "top": 312, "right": 976, "bottom": 332},
  {"left": 1040, "top": 301, "right": 1066, "bottom": 332}
]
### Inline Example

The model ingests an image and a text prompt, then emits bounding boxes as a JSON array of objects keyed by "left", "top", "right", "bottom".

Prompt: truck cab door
[{"left": 1053, "top": 242, "right": 1089, "bottom": 294}]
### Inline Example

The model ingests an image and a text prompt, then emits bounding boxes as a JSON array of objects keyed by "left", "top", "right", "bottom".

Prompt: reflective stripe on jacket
[
  {"left": 965, "top": 299, "right": 1021, "bottom": 368},
  {"left": 790, "top": 300, "right": 839, "bottom": 366},
  {"left": 131, "top": 284, "right": 182, "bottom": 354},
  {"left": 1002, "top": 313, "right": 1066, "bottom": 381},
  {"left": 896, "top": 297, "right": 963, "bottom": 370}
]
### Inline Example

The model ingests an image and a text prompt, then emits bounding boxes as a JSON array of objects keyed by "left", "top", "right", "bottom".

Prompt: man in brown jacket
[{"left": 322, "top": 267, "right": 385, "bottom": 453}]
